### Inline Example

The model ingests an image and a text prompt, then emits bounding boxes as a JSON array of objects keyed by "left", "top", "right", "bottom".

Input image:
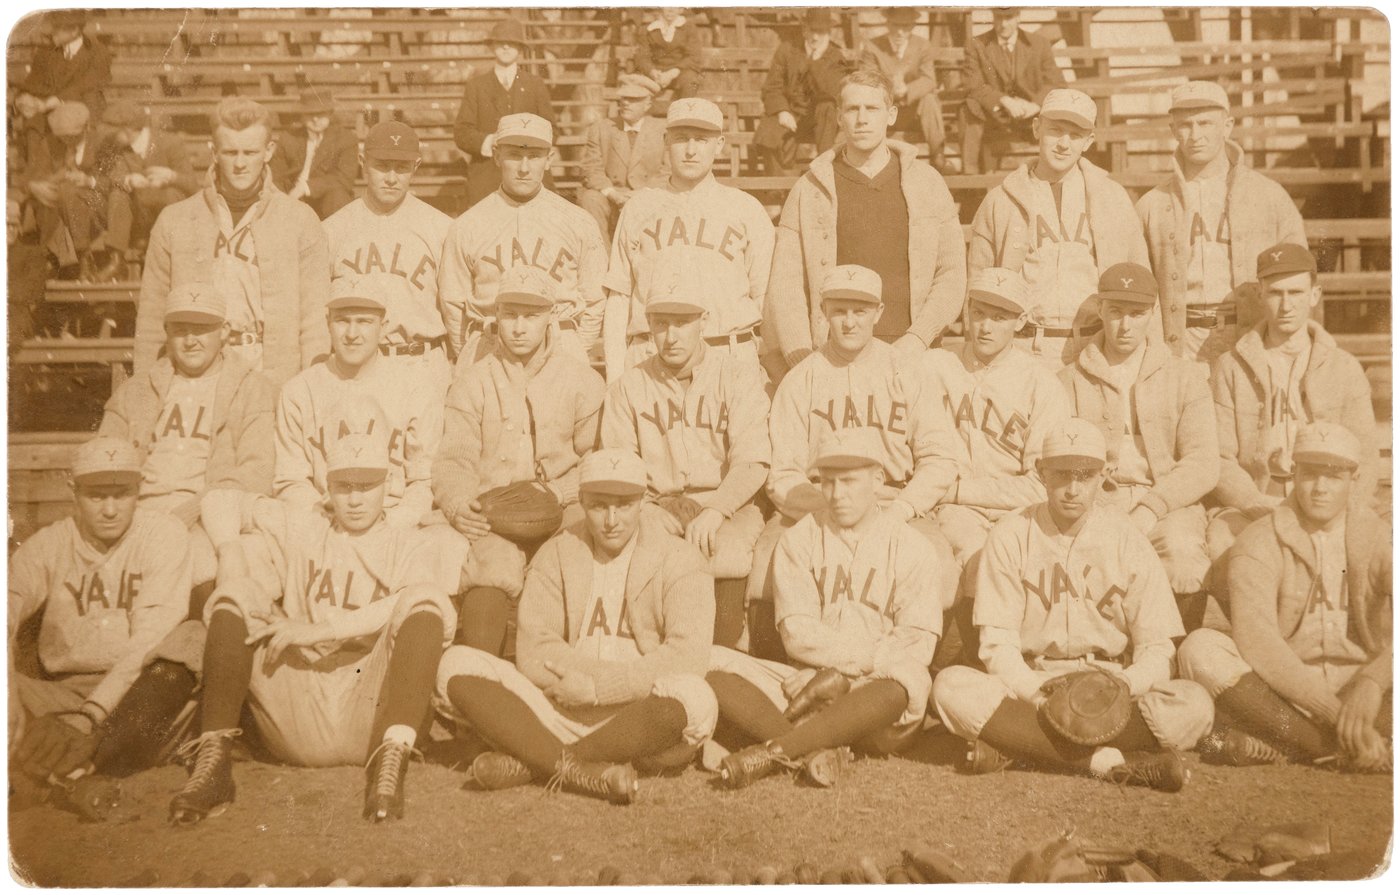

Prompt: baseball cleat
[
  {"left": 466, "top": 751, "right": 533, "bottom": 791},
  {"left": 718, "top": 742, "right": 787, "bottom": 789},
  {"left": 1107, "top": 750, "right": 1188, "bottom": 793},
  {"left": 964, "top": 739, "right": 1014, "bottom": 775},
  {"left": 1218, "top": 729, "right": 1289, "bottom": 767},
  {"left": 545, "top": 749, "right": 638, "bottom": 805},
  {"left": 800, "top": 746, "right": 851, "bottom": 788},
  {"left": 169, "top": 728, "right": 240, "bottom": 825},
  {"left": 363, "top": 738, "right": 417, "bottom": 822}
]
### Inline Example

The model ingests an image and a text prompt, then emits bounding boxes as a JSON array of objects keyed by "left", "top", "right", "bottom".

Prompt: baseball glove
[
  {"left": 784, "top": 667, "right": 851, "bottom": 722},
  {"left": 477, "top": 481, "right": 563, "bottom": 545},
  {"left": 655, "top": 494, "right": 705, "bottom": 530},
  {"left": 1039, "top": 667, "right": 1132, "bottom": 746},
  {"left": 1009, "top": 831, "right": 1159, "bottom": 883}
]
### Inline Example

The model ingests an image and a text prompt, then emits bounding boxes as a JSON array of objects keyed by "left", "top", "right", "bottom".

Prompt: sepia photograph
[{"left": 4, "top": 2, "right": 1393, "bottom": 886}]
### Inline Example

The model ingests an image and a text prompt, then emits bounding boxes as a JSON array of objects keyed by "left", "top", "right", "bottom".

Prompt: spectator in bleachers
[
  {"left": 270, "top": 90, "right": 358, "bottom": 220},
  {"left": 100, "top": 101, "right": 200, "bottom": 269},
  {"left": 755, "top": 9, "right": 856, "bottom": 176},
  {"left": 860, "top": 7, "right": 947, "bottom": 173},
  {"left": 14, "top": 10, "right": 111, "bottom": 125},
  {"left": 577, "top": 74, "right": 670, "bottom": 239},
  {"left": 765, "top": 68, "right": 965, "bottom": 374},
  {"left": 968, "top": 88, "right": 1149, "bottom": 370},
  {"left": 633, "top": 8, "right": 703, "bottom": 106},
  {"left": 960, "top": 9, "right": 1065, "bottom": 175},
  {"left": 1137, "top": 81, "right": 1307, "bottom": 369},
  {"left": 134, "top": 97, "right": 330, "bottom": 390},
  {"left": 453, "top": 17, "right": 555, "bottom": 211},
  {"left": 323, "top": 121, "right": 453, "bottom": 401}
]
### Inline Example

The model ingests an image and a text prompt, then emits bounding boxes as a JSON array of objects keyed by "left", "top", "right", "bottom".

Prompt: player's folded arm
[{"left": 980, "top": 627, "right": 1048, "bottom": 704}]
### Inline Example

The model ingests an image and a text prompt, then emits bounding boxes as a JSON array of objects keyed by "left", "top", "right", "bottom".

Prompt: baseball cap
[
  {"left": 327, "top": 275, "right": 388, "bottom": 315},
  {"left": 812, "top": 427, "right": 885, "bottom": 472},
  {"left": 164, "top": 283, "right": 227, "bottom": 325},
  {"left": 71, "top": 436, "right": 143, "bottom": 487},
  {"left": 326, "top": 433, "right": 390, "bottom": 485},
  {"left": 1256, "top": 242, "right": 1316, "bottom": 281},
  {"left": 617, "top": 73, "right": 662, "bottom": 99},
  {"left": 666, "top": 98, "right": 723, "bottom": 132},
  {"left": 645, "top": 249, "right": 709, "bottom": 315},
  {"left": 820, "top": 265, "right": 882, "bottom": 304},
  {"left": 496, "top": 266, "right": 556, "bottom": 309},
  {"left": 489, "top": 17, "right": 528, "bottom": 46},
  {"left": 48, "top": 101, "right": 89, "bottom": 138},
  {"left": 495, "top": 113, "right": 553, "bottom": 150},
  {"left": 363, "top": 119, "right": 421, "bottom": 161},
  {"left": 1040, "top": 418, "right": 1107, "bottom": 471},
  {"left": 1170, "top": 81, "right": 1230, "bottom": 114},
  {"left": 102, "top": 100, "right": 148, "bottom": 130},
  {"left": 1093, "top": 262, "right": 1157, "bottom": 306},
  {"left": 578, "top": 449, "right": 648, "bottom": 497},
  {"left": 1292, "top": 421, "right": 1362, "bottom": 471},
  {"left": 967, "top": 268, "right": 1031, "bottom": 315},
  {"left": 1039, "top": 88, "right": 1097, "bottom": 130}
]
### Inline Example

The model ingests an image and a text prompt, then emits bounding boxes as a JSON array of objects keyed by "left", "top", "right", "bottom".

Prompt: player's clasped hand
[
  {"left": 1336, "top": 677, "right": 1387, "bottom": 770},
  {"left": 245, "top": 612, "right": 335, "bottom": 666},
  {"left": 685, "top": 508, "right": 723, "bottom": 559},
  {"left": 16, "top": 712, "right": 98, "bottom": 780},
  {"left": 542, "top": 660, "right": 597, "bottom": 708},
  {"left": 452, "top": 499, "right": 494, "bottom": 541}
]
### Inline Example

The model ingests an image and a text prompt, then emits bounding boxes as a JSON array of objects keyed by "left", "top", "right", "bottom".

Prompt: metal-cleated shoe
[
  {"left": 169, "top": 729, "right": 241, "bottom": 826},
  {"left": 1107, "top": 750, "right": 1189, "bottom": 793},
  {"left": 363, "top": 738, "right": 418, "bottom": 822},
  {"left": 545, "top": 749, "right": 638, "bottom": 805},
  {"left": 964, "top": 739, "right": 1014, "bottom": 775},
  {"left": 718, "top": 742, "right": 788, "bottom": 790},
  {"left": 467, "top": 751, "right": 533, "bottom": 791},
  {"left": 1221, "top": 729, "right": 1289, "bottom": 767}
]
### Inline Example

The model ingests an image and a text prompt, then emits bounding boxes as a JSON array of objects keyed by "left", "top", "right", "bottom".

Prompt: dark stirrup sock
[
  {"left": 368, "top": 612, "right": 444, "bottom": 750},
  {"left": 571, "top": 696, "right": 688, "bottom": 763},
  {"left": 94, "top": 660, "right": 198, "bottom": 775},
  {"left": 455, "top": 586, "right": 512, "bottom": 656},
  {"left": 706, "top": 671, "right": 793, "bottom": 743},
  {"left": 979, "top": 697, "right": 1094, "bottom": 771},
  {"left": 713, "top": 578, "right": 748, "bottom": 649},
  {"left": 198, "top": 610, "right": 256, "bottom": 733},
  {"left": 771, "top": 679, "right": 907, "bottom": 760},
  {"left": 444, "top": 676, "right": 565, "bottom": 777},
  {"left": 1215, "top": 672, "right": 1335, "bottom": 759}
]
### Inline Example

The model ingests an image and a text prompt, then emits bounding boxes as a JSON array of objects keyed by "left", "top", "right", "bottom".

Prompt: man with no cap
[{"left": 577, "top": 73, "right": 670, "bottom": 240}]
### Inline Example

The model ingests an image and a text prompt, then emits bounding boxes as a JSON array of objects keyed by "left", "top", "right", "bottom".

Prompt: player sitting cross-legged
[
  {"left": 932, "top": 419, "right": 1214, "bottom": 793},
  {"left": 434, "top": 449, "right": 718, "bottom": 805},
  {"left": 708, "top": 427, "right": 941, "bottom": 789},
  {"left": 168, "top": 434, "right": 488, "bottom": 825}
]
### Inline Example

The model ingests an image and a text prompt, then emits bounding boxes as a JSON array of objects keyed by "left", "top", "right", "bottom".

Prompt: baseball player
[
  {"left": 601, "top": 97, "right": 775, "bottom": 384},
  {"left": 9, "top": 437, "right": 193, "bottom": 786},
  {"left": 931, "top": 419, "right": 1214, "bottom": 793},
  {"left": 168, "top": 435, "right": 480, "bottom": 824},
  {"left": 323, "top": 120, "right": 453, "bottom": 399},
  {"left": 1059, "top": 263, "right": 1218, "bottom": 632},
  {"left": 968, "top": 88, "right": 1150, "bottom": 370},
  {"left": 134, "top": 96, "right": 330, "bottom": 389},
  {"left": 434, "top": 449, "right": 718, "bottom": 804},
  {"left": 275, "top": 279, "right": 442, "bottom": 529},
  {"left": 600, "top": 248, "right": 771, "bottom": 649},
  {"left": 432, "top": 265, "right": 605, "bottom": 657},
  {"left": 1137, "top": 81, "right": 1307, "bottom": 366},
  {"left": 708, "top": 427, "right": 941, "bottom": 789},
  {"left": 1179, "top": 423, "right": 1391, "bottom": 772},
  {"left": 1207, "top": 243, "right": 1378, "bottom": 579},
  {"left": 438, "top": 113, "right": 605, "bottom": 367},
  {"left": 921, "top": 268, "right": 1071, "bottom": 626},
  {"left": 99, "top": 282, "right": 276, "bottom": 587},
  {"left": 755, "top": 265, "right": 958, "bottom": 659}
]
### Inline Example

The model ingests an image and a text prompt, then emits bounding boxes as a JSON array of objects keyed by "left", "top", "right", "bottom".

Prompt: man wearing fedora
[
  {"left": 577, "top": 73, "right": 670, "bottom": 239},
  {"left": 755, "top": 8, "right": 855, "bottom": 176},
  {"left": 960, "top": 9, "right": 1065, "bottom": 175},
  {"left": 271, "top": 90, "right": 358, "bottom": 220},
  {"left": 454, "top": 17, "right": 556, "bottom": 211},
  {"left": 860, "top": 7, "right": 947, "bottom": 172}
]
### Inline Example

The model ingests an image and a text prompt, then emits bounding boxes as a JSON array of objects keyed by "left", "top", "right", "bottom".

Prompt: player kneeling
[
  {"left": 708, "top": 427, "right": 941, "bottom": 789},
  {"left": 169, "top": 435, "right": 483, "bottom": 825},
  {"left": 1179, "top": 423, "right": 1391, "bottom": 772},
  {"left": 932, "top": 419, "right": 1213, "bottom": 793},
  {"left": 435, "top": 450, "right": 718, "bottom": 805}
]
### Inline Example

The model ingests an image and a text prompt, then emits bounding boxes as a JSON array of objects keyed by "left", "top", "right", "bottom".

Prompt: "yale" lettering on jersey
[
  {"left": 308, "top": 421, "right": 408, "bottom": 467},
  {"left": 815, "top": 564, "right": 898, "bottom": 621},
  {"left": 477, "top": 237, "right": 575, "bottom": 282},
  {"left": 639, "top": 216, "right": 744, "bottom": 261},
  {"left": 304, "top": 563, "right": 391, "bottom": 608},
  {"left": 810, "top": 397, "right": 907, "bottom": 435},
  {"left": 65, "top": 573, "right": 142, "bottom": 615},
  {"left": 337, "top": 242, "right": 436, "bottom": 292},
  {"left": 156, "top": 404, "right": 212, "bottom": 441},
  {"left": 640, "top": 397, "right": 730, "bottom": 437},
  {"left": 1022, "top": 562, "right": 1126, "bottom": 620},
  {"left": 1032, "top": 213, "right": 1090, "bottom": 248},
  {"left": 214, "top": 225, "right": 254, "bottom": 262},
  {"left": 947, "top": 394, "right": 1028, "bottom": 456},
  {"left": 584, "top": 600, "right": 635, "bottom": 640},
  {"left": 1188, "top": 212, "right": 1229, "bottom": 246}
]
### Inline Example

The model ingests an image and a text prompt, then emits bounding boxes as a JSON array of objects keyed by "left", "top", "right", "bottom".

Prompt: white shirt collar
[
  {"left": 648, "top": 15, "right": 685, "bottom": 39},
  {"left": 495, "top": 62, "right": 518, "bottom": 89},
  {"left": 63, "top": 35, "right": 83, "bottom": 60},
  {"left": 130, "top": 126, "right": 152, "bottom": 158}
]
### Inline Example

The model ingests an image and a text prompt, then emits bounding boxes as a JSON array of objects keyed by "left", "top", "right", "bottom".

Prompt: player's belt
[
  {"left": 1185, "top": 303, "right": 1237, "bottom": 329},
  {"left": 465, "top": 317, "right": 577, "bottom": 334},
  {"left": 703, "top": 326, "right": 758, "bottom": 347},
  {"left": 555, "top": 317, "right": 578, "bottom": 331},
  {"left": 1029, "top": 649, "right": 1125, "bottom": 665},
  {"left": 226, "top": 329, "right": 263, "bottom": 346},
  {"left": 380, "top": 336, "right": 447, "bottom": 357},
  {"left": 1015, "top": 321, "right": 1102, "bottom": 339}
]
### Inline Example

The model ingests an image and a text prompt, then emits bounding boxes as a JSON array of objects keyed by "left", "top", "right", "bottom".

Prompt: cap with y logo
[
  {"left": 364, "top": 120, "right": 421, "bottom": 161},
  {"left": 579, "top": 449, "right": 649, "bottom": 497},
  {"left": 1040, "top": 418, "right": 1108, "bottom": 470},
  {"left": 967, "top": 267, "right": 1031, "bottom": 315},
  {"left": 495, "top": 266, "right": 556, "bottom": 309},
  {"left": 1039, "top": 88, "right": 1098, "bottom": 129},
  {"left": 820, "top": 265, "right": 883, "bottom": 304},
  {"left": 1170, "top": 81, "right": 1230, "bottom": 114},
  {"left": 328, "top": 275, "right": 388, "bottom": 315},
  {"left": 1293, "top": 421, "right": 1362, "bottom": 470},
  {"left": 165, "top": 282, "right": 228, "bottom": 324},
  {"left": 645, "top": 248, "right": 710, "bottom": 315},
  {"left": 495, "top": 113, "right": 553, "bottom": 149},
  {"left": 1093, "top": 262, "right": 1157, "bottom": 305},
  {"left": 1256, "top": 242, "right": 1316, "bottom": 281},
  {"left": 71, "top": 436, "right": 143, "bottom": 486},
  {"left": 666, "top": 97, "right": 723, "bottom": 132},
  {"left": 326, "top": 433, "right": 390, "bottom": 484},
  {"left": 811, "top": 427, "right": 885, "bottom": 472}
]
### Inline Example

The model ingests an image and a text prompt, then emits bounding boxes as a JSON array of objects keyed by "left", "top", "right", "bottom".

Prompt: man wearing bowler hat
[
  {"left": 453, "top": 17, "right": 556, "bottom": 211},
  {"left": 755, "top": 8, "right": 855, "bottom": 175},
  {"left": 577, "top": 73, "right": 671, "bottom": 239},
  {"left": 271, "top": 89, "right": 358, "bottom": 219},
  {"left": 860, "top": 7, "right": 948, "bottom": 172}
]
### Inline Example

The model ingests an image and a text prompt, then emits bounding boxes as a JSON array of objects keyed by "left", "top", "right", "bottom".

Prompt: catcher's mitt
[
  {"left": 655, "top": 494, "right": 705, "bottom": 529},
  {"left": 1039, "top": 667, "right": 1132, "bottom": 746},
  {"left": 477, "top": 481, "right": 563, "bottom": 545}
]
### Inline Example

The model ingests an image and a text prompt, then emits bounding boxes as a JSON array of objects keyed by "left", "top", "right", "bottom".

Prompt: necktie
[{"left": 627, "top": 129, "right": 638, "bottom": 149}]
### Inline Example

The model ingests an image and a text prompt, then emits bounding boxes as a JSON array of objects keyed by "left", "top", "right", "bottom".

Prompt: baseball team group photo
[{"left": 4, "top": 3, "right": 1394, "bottom": 886}]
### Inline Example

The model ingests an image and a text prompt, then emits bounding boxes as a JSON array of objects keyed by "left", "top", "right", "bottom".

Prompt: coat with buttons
[
  {"left": 765, "top": 140, "right": 966, "bottom": 369},
  {"left": 1059, "top": 336, "right": 1218, "bottom": 519},
  {"left": 962, "top": 26, "right": 1064, "bottom": 122},
  {"left": 1135, "top": 141, "right": 1307, "bottom": 353}
]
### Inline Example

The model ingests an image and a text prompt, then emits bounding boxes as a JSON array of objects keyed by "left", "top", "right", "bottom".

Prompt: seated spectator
[
  {"left": 577, "top": 73, "right": 669, "bottom": 239},
  {"left": 270, "top": 90, "right": 357, "bottom": 220},
  {"left": 100, "top": 101, "right": 200, "bottom": 267},
  {"left": 634, "top": 8, "right": 703, "bottom": 105},
  {"left": 960, "top": 9, "right": 1065, "bottom": 174},
  {"left": 860, "top": 7, "right": 947, "bottom": 171},
  {"left": 14, "top": 10, "right": 111, "bottom": 125},
  {"left": 755, "top": 9, "right": 855, "bottom": 175}
]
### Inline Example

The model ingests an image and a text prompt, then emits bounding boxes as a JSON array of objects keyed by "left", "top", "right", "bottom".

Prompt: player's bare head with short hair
[
  {"left": 208, "top": 97, "right": 275, "bottom": 192},
  {"left": 838, "top": 69, "right": 898, "bottom": 159}
]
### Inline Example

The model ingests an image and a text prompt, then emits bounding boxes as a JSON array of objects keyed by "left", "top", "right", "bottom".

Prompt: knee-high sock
[
  {"left": 1175, "top": 592, "right": 1208, "bottom": 634},
  {"left": 772, "top": 679, "right": 906, "bottom": 760},
  {"left": 94, "top": 660, "right": 197, "bottom": 776},
  {"left": 979, "top": 697, "right": 1094, "bottom": 771},
  {"left": 1216, "top": 672, "right": 1334, "bottom": 759},
  {"left": 571, "top": 696, "right": 687, "bottom": 763},
  {"left": 444, "top": 676, "right": 563, "bottom": 777},
  {"left": 713, "top": 579, "right": 747, "bottom": 649},
  {"left": 199, "top": 610, "right": 255, "bottom": 733},
  {"left": 368, "top": 612, "right": 444, "bottom": 752},
  {"left": 706, "top": 671, "right": 792, "bottom": 744},
  {"left": 1108, "top": 705, "right": 1161, "bottom": 753},
  {"left": 455, "top": 587, "right": 511, "bottom": 656}
]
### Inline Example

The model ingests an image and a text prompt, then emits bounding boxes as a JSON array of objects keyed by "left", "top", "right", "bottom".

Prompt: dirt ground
[{"left": 8, "top": 730, "right": 1394, "bottom": 887}]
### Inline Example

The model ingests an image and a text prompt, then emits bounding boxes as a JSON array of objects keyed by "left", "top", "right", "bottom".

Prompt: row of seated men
[{"left": 8, "top": 64, "right": 1389, "bottom": 821}]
